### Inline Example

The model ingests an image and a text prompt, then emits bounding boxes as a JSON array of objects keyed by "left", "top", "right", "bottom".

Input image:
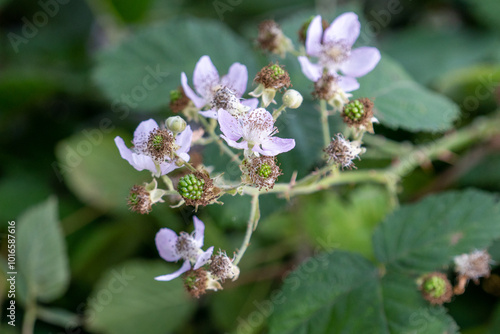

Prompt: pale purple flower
[
  {"left": 155, "top": 216, "right": 214, "bottom": 281},
  {"left": 298, "top": 13, "right": 381, "bottom": 90},
  {"left": 181, "top": 55, "right": 256, "bottom": 118},
  {"left": 218, "top": 108, "right": 295, "bottom": 156},
  {"left": 114, "top": 119, "right": 192, "bottom": 177}
]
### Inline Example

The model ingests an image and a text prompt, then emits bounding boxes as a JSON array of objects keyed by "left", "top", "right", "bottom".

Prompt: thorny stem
[
  {"left": 319, "top": 99, "right": 331, "bottom": 148},
  {"left": 234, "top": 194, "right": 260, "bottom": 266},
  {"left": 198, "top": 116, "right": 242, "bottom": 164},
  {"left": 241, "top": 112, "right": 500, "bottom": 200}
]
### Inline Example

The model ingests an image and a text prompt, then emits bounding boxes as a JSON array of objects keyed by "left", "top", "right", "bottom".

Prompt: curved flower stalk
[
  {"left": 114, "top": 119, "right": 192, "bottom": 177},
  {"left": 218, "top": 108, "right": 295, "bottom": 157},
  {"left": 155, "top": 216, "right": 214, "bottom": 281},
  {"left": 298, "top": 13, "right": 381, "bottom": 91},
  {"left": 181, "top": 55, "right": 257, "bottom": 118}
]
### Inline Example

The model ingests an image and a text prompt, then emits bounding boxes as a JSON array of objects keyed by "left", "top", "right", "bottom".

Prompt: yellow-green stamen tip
[
  {"left": 258, "top": 163, "right": 272, "bottom": 178},
  {"left": 270, "top": 64, "right": 285, "bottom": 79}
]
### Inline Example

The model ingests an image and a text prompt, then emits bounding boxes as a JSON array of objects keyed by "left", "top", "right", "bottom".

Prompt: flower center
[
  {"left": 210, "top": 86, "right": 240, "bottom": 114},
  {"left": 242, "top": 109, "right": 275, "bottom": 147},
  {"left": 423, "top": 276, "right": 447, "bottom": 298},
  {"left": 258, "top": 163, "right": 272, "bottom": 178},
  {"left": 270, "top": 64, "right": 285, "bottom": 79},
  {"left": 178, "top": 174, "right": 205, "bottom": 200},
  {"left": 146, "top": 129, "right": 174, "bottom": 162},
  {"left": 319, "top": 41, "right": 351, "bottom": 70},
  {"left": 176, "top": 232, "right": 200, "bottom": 262}
]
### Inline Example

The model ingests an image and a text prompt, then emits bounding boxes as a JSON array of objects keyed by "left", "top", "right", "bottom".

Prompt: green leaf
[
  {"left": 461, "top": 0, "right": 500, "bottom": 32},
  {"left": 55, "top": 130, "right": 146, "bottom": 213},
  {"left": 268, "top": 251, "right": 458, "bottom": 334},
  {"left": 300, "top": 185, "right": 392, "bottom": 259},
  {"left": 17, "top": 197, "right": 69, "bottom": 302},
  {"left": 93, "top": 17, "right": 257, "bottom": 112},
  {"left": 380, "top": 272, "right": 458, "bottom": 334},
  {"left": 373, "top": 189, "right": 500, "bottom": 274},
  {"left": 85, "top": 260, "right": 195, "bottom": 334},
  {"left": 459, "top": 153, "right": 500, "bottom": 192},
  {"left": 109, "top": 0, "right": 153, "bottom": 22},
  {"left": 269, "top": 251, "right": 383, "bottom": 334},
  {"left": 486, "top": 302, "right": 500, "bottom": 334},
  {"left": 353, "top": 55, "right": 460, "bottom": 132},
  {"left": 379, "top": 28, "right": 500, "bottom": 85}
]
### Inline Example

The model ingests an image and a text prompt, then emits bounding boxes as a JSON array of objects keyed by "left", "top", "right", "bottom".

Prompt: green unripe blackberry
[
  {"left": 178, "top": 174, "right": 205, "bottom": 200},
  {"left": 423, "top": 276, "right": 447, "bottom": 298},
  {"left": 270, "top": 64, "right": 285, "bottom": 79},
  {"left": 258, "top": 163, "right": 272, "bottom": 178},
  {"left": 344, "top": 100, "right": 365, "bottom": 121}
]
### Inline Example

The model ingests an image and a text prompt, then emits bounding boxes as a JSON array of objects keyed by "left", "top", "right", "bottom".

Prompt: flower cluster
[
  {"left": 155, "top": 217, "right": 239, "bottom": 298},
  {"left": 113, "top": 10, "right": 384, "bottom": 298}
]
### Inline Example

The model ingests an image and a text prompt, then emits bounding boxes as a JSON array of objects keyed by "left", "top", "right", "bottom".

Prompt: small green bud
[
  {"left": 178, "top": 174, "right": 205, "bottom": 200},
  {"left": 282, "top": 89, "right": 303, "bottom": 109},
  {"left": 166, "top": 116, "right": 187, "bottom": 134}
]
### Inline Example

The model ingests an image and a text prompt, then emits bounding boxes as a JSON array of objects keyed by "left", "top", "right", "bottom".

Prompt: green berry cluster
[
  {"left": 170, "top": 89, "right": 182, "bottom": 103},
  {"left": 178, "top": 174, "right": 205, "bottom": 200},
  {"left": 344, "top": 100, "right": 365, "bottom": 121},
  {"left": 258, "top": 163, "right": 272, "bottom": 178},
  {"left": 270, "top": 64, "right": 285, "bottom": 79},
  {"left": 423, "top": 276, "right": 446, "bottom": 298}
]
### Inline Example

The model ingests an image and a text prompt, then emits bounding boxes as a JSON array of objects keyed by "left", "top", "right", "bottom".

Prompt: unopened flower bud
[
  {"left": 282, "top": 89, "right": 303, "bottom": 109},
  {"left": 418, "top": 272, "right": 453, "bottom": 305},
  {"left": 166, "top": 116, "right": 187, "bottom": 134}
]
